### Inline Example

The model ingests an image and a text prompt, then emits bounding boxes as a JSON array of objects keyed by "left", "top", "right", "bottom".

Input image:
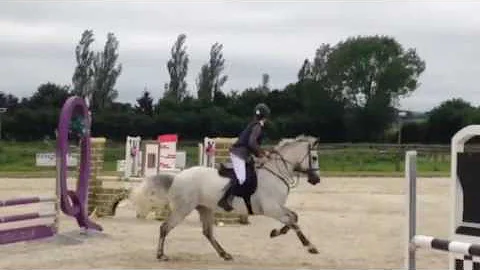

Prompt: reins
[
  {"left": 256, "top": 142, "right": 318, "bottom": 191},
  {"left": 256, "top": 150, "right": 293, "bottom": 192}
]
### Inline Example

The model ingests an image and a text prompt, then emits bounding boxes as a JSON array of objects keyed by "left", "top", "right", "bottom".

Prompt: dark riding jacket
[{"left": 230, "top": 120, "right": 265, "bottom": 161}]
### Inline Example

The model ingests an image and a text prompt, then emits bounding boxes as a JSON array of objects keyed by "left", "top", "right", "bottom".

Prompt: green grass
[
  {"left": 102, "top": 141, "right": 125, "bottom": 171},
  {"left": 318, "top": 148, "right": 450, "bottom": 173},
  {"left": 0, "top": 140, "right": 451, "bottom": 178},
  {"left": 0, "top": 141, "right": 57, "bottom": 172}
]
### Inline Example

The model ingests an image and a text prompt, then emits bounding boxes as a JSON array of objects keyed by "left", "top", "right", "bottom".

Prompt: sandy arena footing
[{"left": 0, "top": 176, "right": 450, "bottom": 269}]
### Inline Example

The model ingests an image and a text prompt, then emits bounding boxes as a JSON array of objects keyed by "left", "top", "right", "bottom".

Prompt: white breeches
[{"left": 230, "top": 153, "right": 246, "bottom": 185}]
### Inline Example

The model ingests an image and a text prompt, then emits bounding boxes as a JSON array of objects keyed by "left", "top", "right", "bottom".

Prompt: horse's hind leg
[
  {"left": 156, "top": 205, "right": 193, "bottom": 261},
  {"left": 196, "top": 206, "right": 233, "bottom": 261}
]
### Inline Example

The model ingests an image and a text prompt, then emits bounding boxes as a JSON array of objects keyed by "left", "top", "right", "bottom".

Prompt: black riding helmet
[{"left": 254, "top": 103, "right": 271, "bottom": 119}]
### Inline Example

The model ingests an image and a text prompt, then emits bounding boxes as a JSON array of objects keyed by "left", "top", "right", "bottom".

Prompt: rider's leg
[
  {"left": 230, "top": 153, "right": 246, "bottom": 185},
  {"left": 217, "top": 153, "right": 245, "bottom": 212}
]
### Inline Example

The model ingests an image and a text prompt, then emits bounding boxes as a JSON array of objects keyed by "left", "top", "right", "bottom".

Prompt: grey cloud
[{"left": 1, "top": 1, "right": 480, "bottom": 111}]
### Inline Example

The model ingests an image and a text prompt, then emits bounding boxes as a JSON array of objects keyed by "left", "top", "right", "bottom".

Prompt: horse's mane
[{"left": 274, "top": 134, "right": 316, "bottom": 151}]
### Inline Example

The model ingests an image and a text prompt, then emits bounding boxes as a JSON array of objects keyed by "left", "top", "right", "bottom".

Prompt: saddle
[{"left": 216, "top": 161, "right": 258, "bottom": 215}]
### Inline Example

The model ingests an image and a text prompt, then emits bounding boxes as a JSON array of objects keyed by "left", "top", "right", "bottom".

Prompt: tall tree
[
  {"left": 260, "top": 73, "right": 270, "bottom": 94},
  {"left": 327, "top": 35, "right": 425, "bottom": 109},
  {"left": 325, "top": 35, "right": 426, "bottom": 140},
  {"left": 28, "top": 82, "right": 71, "bottom": 109},
  {"left": 210, "top": 43, "right": 228, "bottom": 100},
  {"left": 311, "top": 43, "right": 332, "bottom": 81},
  {"left": 197, "top": 42, "right": 228, "bottom": 102},
  {"left": 135, "top": 88, "right": 154, "bottom": 116},
  {"left": 196, "top": 64, "right": 210, "bottom": 101},
  {"left": 72, "top": 30, "right": 95, "bottom": 98},
  {"left": 298, "top": 44, "right": 332, "bottom": 83},
  {"left": 426, "top": 98, "right": 477, "bottom": 143},
  {"left": 298, "top": 59, "right": 312, "bottom": 82},
  {"left": 0, "top": 92, "right": 19, "bottom": 110},
  {"left": 164, "top": 34, "right": 189, "bottom": 102},
  {"left": 92, "top": 32, "right": 122, "bottom": 112}
]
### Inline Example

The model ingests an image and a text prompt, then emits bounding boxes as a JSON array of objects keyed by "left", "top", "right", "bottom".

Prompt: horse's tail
[{"left": 128, "top": 172, "right": 176, "bottom": 218}]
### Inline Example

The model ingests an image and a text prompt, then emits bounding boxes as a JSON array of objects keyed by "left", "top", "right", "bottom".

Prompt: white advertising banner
[
  {"left": 158, "top": 134, "right": 177, "bottom": 171},
  {"left": 124, "top": 135, "right": 142, "bottom": 178},
  {"left": 36, "top": 153, "right": 78, "bottom": 167},
  {"left": 203, "top": 137, "right": 216, "bottom": 167}
]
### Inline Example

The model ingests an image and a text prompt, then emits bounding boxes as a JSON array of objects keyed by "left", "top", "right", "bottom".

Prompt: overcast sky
[{"left": 1, "top": 1, "right": 479, "bottom": 112}]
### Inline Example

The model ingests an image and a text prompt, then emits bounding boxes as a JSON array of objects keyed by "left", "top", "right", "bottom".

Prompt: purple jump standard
[
  {"left": 56, "top": 96, "right": 102, "bottom": 231},
  {"left": 0, "top": 96, "right": 102, "bottom": 245}
]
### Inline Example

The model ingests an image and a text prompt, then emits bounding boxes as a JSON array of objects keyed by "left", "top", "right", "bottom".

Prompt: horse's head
[{"left": 272, "top": 135, "right": 321, "bottom": 185}]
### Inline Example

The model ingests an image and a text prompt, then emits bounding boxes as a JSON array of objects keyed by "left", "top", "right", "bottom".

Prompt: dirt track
[{"left": 0, "top": 176, "right": 451, "bottom": 269}]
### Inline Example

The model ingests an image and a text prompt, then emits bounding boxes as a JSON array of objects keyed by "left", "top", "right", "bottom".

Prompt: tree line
[{"left": 0, "top": 30, "right": 478, "bottom": 144}]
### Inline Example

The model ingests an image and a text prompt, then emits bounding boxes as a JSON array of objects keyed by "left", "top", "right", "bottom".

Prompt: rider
[{"left": 217, "top": 103, "right": 271, "bottom": 211}]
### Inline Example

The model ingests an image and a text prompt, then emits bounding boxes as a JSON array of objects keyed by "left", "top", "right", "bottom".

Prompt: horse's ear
[{"left": 313, "top": 137, "right": 320, "bottom": 146}]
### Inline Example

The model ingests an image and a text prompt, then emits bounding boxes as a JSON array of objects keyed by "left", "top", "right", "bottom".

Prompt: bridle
[{"left": 256, "top": 140, "right": 320, "bottom": 192}]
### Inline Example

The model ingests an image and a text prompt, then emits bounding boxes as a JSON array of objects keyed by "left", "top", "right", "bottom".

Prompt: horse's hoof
[
  {"left": 308, "top": 247, "right": 319, "bottom": 254},
  {"left": 222, "top": 253, "right": 233, "bottom": 261},
  {"left": 157, "top": 254, "right": 169, "bottom": 261},
  {"left": 270, "top": 229, "right": 279, "bottom": 238}
]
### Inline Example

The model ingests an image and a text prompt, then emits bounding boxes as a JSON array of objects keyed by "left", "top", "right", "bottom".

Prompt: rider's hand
[
  {"left": 256, "top": 155, "right": 268, "bottom": 165},
  {"left": 265, "top": 148, "right": 276, "bottom": 157}
]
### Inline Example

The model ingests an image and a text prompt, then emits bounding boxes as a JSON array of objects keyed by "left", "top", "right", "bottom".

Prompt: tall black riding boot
[{"left": 218, "top": 183, "right": 235, "bottom": 212}]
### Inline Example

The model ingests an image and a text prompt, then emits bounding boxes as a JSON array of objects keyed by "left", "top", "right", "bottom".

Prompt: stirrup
[
  {"left": 218, "top": 185, "right": 234, "bottom": 211},
  {"left": 218, "top": 197, "right": 233, "bottom": 211}
]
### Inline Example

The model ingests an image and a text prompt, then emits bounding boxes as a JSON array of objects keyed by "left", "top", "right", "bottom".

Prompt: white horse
[{"left": 129, "top": 135, "right": 321, "bottom": 261}]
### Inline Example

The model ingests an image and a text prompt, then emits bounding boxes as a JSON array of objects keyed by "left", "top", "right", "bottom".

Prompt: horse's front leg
[
  {"left": 268, "top": 207, "right": 318, "bottom": 254},
  {"left": 270, "top": 225, "right": 290, "bottom": 238},
  {"left": 270, "top": 210, "right": 298, "bottom": 238},
  {"left": 290, "top": 222, "right": 318, "bottom": 254}
]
